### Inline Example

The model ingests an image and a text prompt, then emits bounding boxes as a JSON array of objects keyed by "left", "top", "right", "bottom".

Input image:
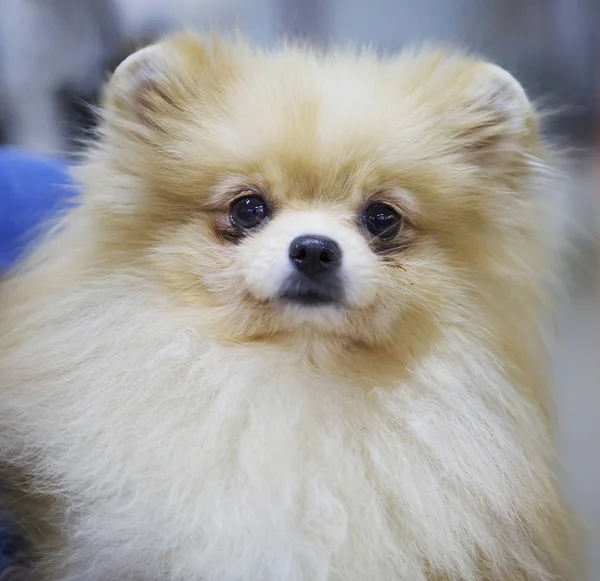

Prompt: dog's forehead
[
  {"left": 185, "top": 53, "right": 474, "bottom": 212},
  {"left": 209, "top": 60, "right": 404, "bottom": 165},
  {"left": 201, "top": 60, "right": 427, "bottom": 202}
]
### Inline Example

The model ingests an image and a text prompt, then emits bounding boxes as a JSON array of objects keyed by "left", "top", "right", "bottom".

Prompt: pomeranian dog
[{"left": 0, "top": 33, "right": 582, "bottom": 580}]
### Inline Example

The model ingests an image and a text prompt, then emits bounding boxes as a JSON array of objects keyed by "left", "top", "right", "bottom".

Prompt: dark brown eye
[
  {"left": 363, "top": 203, "right": 402, "bottom": 239},
  {"left": 230, "top": 195, "right": 269, "bottom": 230}
]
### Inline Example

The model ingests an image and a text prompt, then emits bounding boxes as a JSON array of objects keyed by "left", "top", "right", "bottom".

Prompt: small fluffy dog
[{"left": 0, "top": 33, "right": 582, "bottom": 580}]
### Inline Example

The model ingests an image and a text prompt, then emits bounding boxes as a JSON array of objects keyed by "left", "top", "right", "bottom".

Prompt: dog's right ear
[
  {"left": 101, "top": 34, "right": 220, "bottom": 136},
  {"left": 104, "top": 43, "right": 173, "bottom": 127}
]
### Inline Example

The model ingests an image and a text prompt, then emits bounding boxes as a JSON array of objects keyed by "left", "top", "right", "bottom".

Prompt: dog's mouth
[{"left": 279, "top": 273, "right": 344, "bottom": 307}]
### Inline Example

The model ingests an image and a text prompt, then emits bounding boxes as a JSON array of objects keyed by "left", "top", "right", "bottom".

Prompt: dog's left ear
[{"left": 453, "top": 62, "right": 540, "bottom": 166}]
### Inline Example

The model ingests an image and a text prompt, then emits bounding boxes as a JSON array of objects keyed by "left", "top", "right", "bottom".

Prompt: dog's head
[{"left": 82, "top": 34, "right": 547, "bottom": 357}]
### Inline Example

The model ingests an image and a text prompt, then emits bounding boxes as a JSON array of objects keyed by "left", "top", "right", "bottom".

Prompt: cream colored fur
[{"left": 0, "top": 33, "right": 581, "bottom": 580}]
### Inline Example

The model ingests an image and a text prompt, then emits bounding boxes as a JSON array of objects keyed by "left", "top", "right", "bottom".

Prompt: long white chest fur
[{"left": 0, "top": 284, "right": 561, "bottom": 581}]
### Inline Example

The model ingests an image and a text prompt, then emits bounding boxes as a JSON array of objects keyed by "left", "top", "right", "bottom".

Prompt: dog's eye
[
  {"left": 363, "top": 203, "right": 402, "bottom": 239},
  {"left": 230, "top": 195, "right": 270, "bottom": 230}
]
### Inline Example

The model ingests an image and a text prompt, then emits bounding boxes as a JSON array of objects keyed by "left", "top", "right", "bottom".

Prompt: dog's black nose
[{"left": 289, "top": 235, "right": 341, "bottom": 279}]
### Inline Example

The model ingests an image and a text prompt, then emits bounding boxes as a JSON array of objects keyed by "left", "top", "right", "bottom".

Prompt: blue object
[
  {"left": 0, "top": 147, "right": 73, "bottom": 272},
  {"left": 0, "top": 147, "right": 74, "bottom": 578}
]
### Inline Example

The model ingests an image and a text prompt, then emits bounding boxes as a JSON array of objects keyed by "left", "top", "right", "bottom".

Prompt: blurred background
[{"left": 0, "top": 0, "right": 598, "bottom": 576}]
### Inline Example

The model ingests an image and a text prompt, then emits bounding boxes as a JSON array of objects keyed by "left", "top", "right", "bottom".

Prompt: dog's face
[{"left": 87, "top": 35, "right": 544, "bottom": 352}]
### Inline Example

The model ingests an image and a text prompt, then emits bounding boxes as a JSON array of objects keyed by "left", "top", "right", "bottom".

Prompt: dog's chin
[
  {"left": 239, "top": 274, "right": 364, "bottom": 335},
  {"left": 271, "top": 275, "right": 347, "bottom": 326},
  {"left": 251, "top": 291, "right": 349, "bottom": 332},
  {"left": 279, "top": 273, "right": 344, "bottom": 306},
  {"left": 276, "top": 299, "right": 348, "bottom": 331},
  {"left": 279, "top": 289, "right": 340, "bottom": 308}
]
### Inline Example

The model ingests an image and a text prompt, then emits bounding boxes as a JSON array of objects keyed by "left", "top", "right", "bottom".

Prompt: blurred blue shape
[
  {"left": 0, "top": 147, "right": 73, "bottom": 272},
  {"left": 0, "top": 147, "right": 74, "bottom": 577}
]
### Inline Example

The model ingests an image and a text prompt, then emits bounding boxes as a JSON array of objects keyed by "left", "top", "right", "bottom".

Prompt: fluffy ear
[
  {"left": 80, "top": 35, "right": 224, "bottom": 213},
  {"left": 101, "top": 34, "right": 217, "bottom": 135},
  {"left": 442, "top": 62, "right": 539, "bottom": 169},
  {"left": 104, "top": 43, "right": 172, "bottom": 125},
  {"left": 455, "top": 62, "right": 540, "bottom": 163}
]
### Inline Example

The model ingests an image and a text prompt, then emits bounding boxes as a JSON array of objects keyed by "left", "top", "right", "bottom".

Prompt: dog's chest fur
[{"left": 0, "top": 284, "right": 557, "bottom": 581}]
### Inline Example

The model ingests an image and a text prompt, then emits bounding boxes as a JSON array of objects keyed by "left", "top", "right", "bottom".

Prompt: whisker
[{"left": 374, "top": 245, "right": 409, "bottom": 256}]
